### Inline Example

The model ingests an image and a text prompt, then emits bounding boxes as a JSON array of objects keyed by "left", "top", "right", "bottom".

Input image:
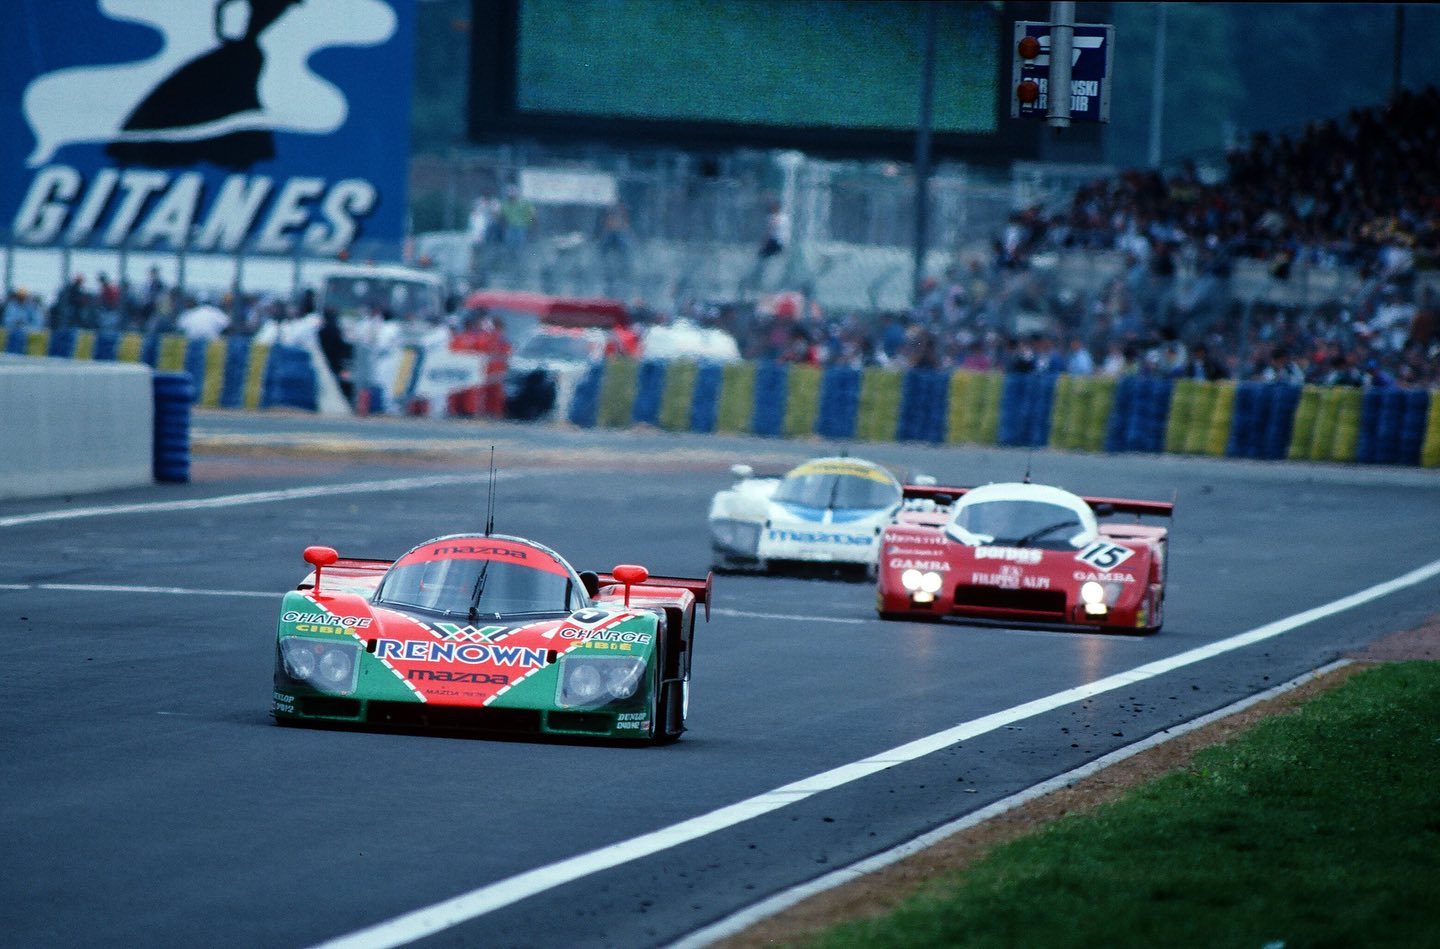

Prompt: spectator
[
  {"left": 95, "top": 273, "right": 122, "bottom": 331},
  {"left": 1063, "top": 336, "right": 1096, "bottom": 375},
  {"left": 317, "top": 306, "right": 354, "bottom": 403},
  {"left": 176, "top": 294, "right": 230, "bottom": 340},
  {"left": 3, "top": 288, "right": 46, "bottom": 333},
  {"left": 498, "top": 185, "right": 536, "bottom": 270},
  {"left": 758, "top": 198, "right": 789, "bottom": 260},
  {"left": 597, "top": 201, "right": 634, "bottom": 292},
  {"left": 1177, "top": 341, "right": 1228, "bottom": 381}
]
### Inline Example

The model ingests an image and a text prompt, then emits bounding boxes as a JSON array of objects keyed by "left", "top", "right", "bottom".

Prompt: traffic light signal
[{"left": 1015, "top": 32, "right": 1042, "bottom": 108}]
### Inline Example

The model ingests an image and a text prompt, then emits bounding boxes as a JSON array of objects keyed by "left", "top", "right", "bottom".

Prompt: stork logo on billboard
[{"left": 4, "top": 0, "right": 412, "bottom": 253}]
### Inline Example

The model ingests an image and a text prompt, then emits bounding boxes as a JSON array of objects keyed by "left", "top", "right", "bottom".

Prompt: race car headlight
[
  {"left": 556, "top": 656, "right": 648, "bottom": 708},
  {"left": 280, "top": 639, "right": 318, "bottom": 680},
  {"left": 710, "top": 518, "right": 761, "bottom": 555},
  {"left": 901, "top": 569, "right": 923, "bottom": 591},
  {"left": 317, "top": 649, "right": 355, "bottom": 689},
  {"left": 1080, "top": 581, "right": 1105, "bottom": 604},
  {"left": 918, "top": 571, "right": 943, "bottom": 594},
  {"left": 279, "top": 637, "right": 360, "bottom": 694}
]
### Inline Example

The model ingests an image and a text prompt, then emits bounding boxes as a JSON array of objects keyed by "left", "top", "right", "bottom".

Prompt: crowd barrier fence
[{"left": 12, "top": 329, "right": 1440, "bottom": 468}]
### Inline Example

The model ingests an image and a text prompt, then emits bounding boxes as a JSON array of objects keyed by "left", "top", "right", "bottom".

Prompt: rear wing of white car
[{"left": 901, "top": 484, "right": 1174, "bottom": 519}]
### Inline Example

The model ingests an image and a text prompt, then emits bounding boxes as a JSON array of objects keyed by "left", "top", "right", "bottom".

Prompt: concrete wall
[{"left": 0, "top": 355, "right": 153, "bottom": 500}]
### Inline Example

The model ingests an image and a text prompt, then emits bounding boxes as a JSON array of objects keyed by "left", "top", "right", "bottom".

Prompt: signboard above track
[{"left": 1010, "top": 20, "right": 1114, "bottom": 123}]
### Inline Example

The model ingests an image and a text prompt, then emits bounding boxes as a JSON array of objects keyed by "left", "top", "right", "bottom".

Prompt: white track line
[
  {"left": 671, "top": 659, "right": 1355, "bottom": 948},
  {"left": 310, "top": 556, "right": 1440, "bottom": 949},
  {"left": 0, "top": 583, "right": 277, "bottom": 598},
  {"left": 0, "top": 473, "right": 503, "bottom": 528}
]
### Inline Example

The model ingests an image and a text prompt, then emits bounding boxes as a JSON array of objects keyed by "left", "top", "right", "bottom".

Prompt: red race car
[{"left": 877, "top": 481, "right": 1173, "bottom": 634}]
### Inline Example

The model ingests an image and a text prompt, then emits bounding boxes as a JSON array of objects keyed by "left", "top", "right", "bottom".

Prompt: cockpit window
[
  {"left": 377, "top": 550, "right": 579, "bottom": 617},
  {"left": 773, "top": 470, "right": 901, "bottom": 511},
  {"left": 950, "top": 500, "right": 1086, "bottom": 549}
]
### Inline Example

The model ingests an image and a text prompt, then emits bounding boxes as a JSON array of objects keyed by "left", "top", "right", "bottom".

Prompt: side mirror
[
  {"left": 1091, "top": 502, "right": 1115, "bottom": 517},
  {"left": 611, "top": 563, "right": 649, "bottom": 607},
  {"left": 578, "top": 570, "right": 600, "bottom": 598},
  {"left": 912, "top": 474, "right": 938, "bottom": 486},
  {"left": 730, "top": 463, "right": 754, "bottom": 480},
  {"left": 304, "top": 546, "right": 339, "bottom": 595}
]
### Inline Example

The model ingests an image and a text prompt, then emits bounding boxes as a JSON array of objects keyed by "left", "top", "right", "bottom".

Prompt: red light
[
  {"left": 1018, "top": 35, "right": 1041, "bottom": 60},
  {"left": 1016, "top": 80, "right": 1041, "bottom": 105}
]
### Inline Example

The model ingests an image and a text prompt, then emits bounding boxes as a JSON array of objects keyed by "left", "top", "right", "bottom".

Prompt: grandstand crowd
[{"left": 7, "top": 88, "right": 1438, "bottom": 390}]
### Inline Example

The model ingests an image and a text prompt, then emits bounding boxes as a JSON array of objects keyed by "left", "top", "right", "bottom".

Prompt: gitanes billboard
[{"left": 2, "top": 0, "right": 414, "bottom": 256}]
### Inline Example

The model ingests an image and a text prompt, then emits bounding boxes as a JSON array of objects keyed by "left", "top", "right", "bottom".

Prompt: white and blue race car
[{"left": 707, "top": 457, "right": 904, "bottom": 578}]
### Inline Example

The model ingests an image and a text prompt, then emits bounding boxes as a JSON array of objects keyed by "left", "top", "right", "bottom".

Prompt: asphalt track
[{"left": 4, "top": 411, "right": 1439, "bottom": 948}]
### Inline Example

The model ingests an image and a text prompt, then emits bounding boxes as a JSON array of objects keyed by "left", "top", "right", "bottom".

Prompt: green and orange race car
[{"left": 272, "top": 533, "right": 710, "bottom": 743}]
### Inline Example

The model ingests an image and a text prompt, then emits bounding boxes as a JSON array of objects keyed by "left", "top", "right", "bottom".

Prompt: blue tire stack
[{"left": 153, "top": 371, "right": 195, "bottom": 483}]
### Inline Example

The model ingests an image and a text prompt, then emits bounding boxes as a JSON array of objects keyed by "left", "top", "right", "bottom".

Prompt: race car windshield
[
  {"left": 773, "top": 473, "right": 901, "bottom": 511},
  {"left": 951, "top": 500, "right": 1085, "bottom": 549},
  {"left": 377, "top": 559, "right": 578, "bottom": 617}
]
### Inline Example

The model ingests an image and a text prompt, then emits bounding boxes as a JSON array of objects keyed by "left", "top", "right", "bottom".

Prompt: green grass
[{"left": 803, "top": 663, "right": 1440, "bottom": 949}]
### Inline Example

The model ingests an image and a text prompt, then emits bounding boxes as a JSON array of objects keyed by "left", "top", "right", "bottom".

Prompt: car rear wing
[
  {"left": 1080, "top": 494, "right": 1175, "bottom": 519},
  {"left": 297, "top": 556, "right": 392, "bottom": 596},
  {"left": 596, "top": 570, "right": 713, "bottom": 621},
  {"left": 902, "top": 484, "right": 971, "bottom": 504},
  {"left": 901, "top": 484, "right": 1173, "bottom": 519}
]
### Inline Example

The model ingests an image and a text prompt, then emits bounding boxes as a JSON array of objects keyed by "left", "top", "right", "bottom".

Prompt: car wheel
[{"left": 651, "top": 680, "right": 684, "bottom": 745}]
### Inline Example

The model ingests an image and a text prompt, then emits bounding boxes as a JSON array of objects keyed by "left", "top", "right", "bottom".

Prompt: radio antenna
[
  {"left": 484, "top": 446, "right": 496, "bottom": 537},
  {"left": 1023, "top": 448, "right": 1033, "bottom": 484}
]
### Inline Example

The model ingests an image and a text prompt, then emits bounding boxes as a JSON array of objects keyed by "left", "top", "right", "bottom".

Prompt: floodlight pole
[
  {"left": 1047, "top": 1, "right": 1074, "bottom": 129},
  {"left": 1148, "top": 3, "right": 1168, "bottom": 168},
  {"left": 912, "top": 1, "right": 937, "bottom": 308}
]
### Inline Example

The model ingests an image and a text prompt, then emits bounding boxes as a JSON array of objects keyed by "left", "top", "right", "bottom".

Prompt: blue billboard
[{"left": 2, "top": 0, "right": 414, "bottom": 255}]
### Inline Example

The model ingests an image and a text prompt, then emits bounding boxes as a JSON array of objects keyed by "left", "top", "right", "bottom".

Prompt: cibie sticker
[{"left": 1075, "top": 541, "right": 1134, "bottom": 570}]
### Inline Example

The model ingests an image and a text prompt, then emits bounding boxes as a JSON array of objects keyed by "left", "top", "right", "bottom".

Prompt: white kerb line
[
  {"left": 312, "top": 554, "right": 1440, "bottom": 949},
  {"left": 0, "top": 472, "right": 505, "bottom": 528}
]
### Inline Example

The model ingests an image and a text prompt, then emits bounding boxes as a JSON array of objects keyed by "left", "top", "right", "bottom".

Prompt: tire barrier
[
  {"left": 1357, "top": 387, "right": 1431, "bottom": 466},
  {"left": 13, "top": 336, "right": 1440, "bottom": 467},
  {"left": 92, "top": 330, "right": 120, "bottom": 361},
  {"left": 997, "top": 372, "right": 1057, "bottom": 447},
  {"left": 598, "top": 357, "right": 638, "bottom": 428},
  {"left": 750, "top": 362, "right": 788, "bottom": 437},
  {"left": 567, "top": 361, "right": 604, "bottom": 428},
  {"left": 658, "top": 360, "right": 697, "bottom": 432},
  {"left": 783, "top": 364, "right": 822, "bottom": 438},
  {"left": 1423, "top": 395, "right": 1440, "bottom": 468},
  {"left": 716, "top": 362, "right": 756, "bottom": 434},
  {"left": 856, "top": 366, "right": 903, "bottom": 443},
  {"left": 152, "top": 371, "right": 195, "bottom": 484},
  {"left": 47, "top": 328, "right": 78, "bottom": 358},
  {"left": 946, "top": 371, "right": 1002, "bottom": 446},
  {"left": 261, "top": 345, "right": 318, "bottom": 411},
  {"left": 631, "top": 359, "right": 666, "bottom": 427},
  {"left": 689, "top": 363, "right": 724, "bottom": 434},
  {"left": 1106, "top": 375, "right": 1173, "bottom": 453},
  {"left": 1227, "top": 382, "right": 1302, "bottom": 460},
  {"left": 896, "top": 369, "right": 951, "bottom": 443},
  {"left": 815, "top": 365, "right": 862, "bottom": 440}
]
